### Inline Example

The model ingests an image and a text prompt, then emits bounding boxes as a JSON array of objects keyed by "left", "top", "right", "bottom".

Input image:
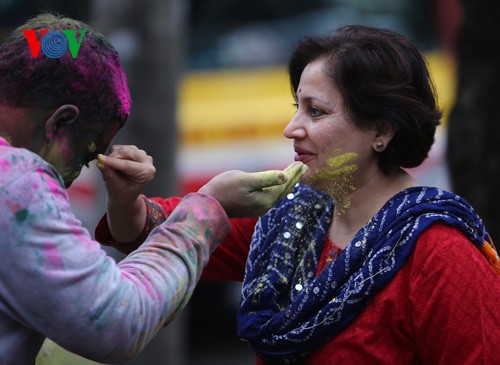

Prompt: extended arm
[
  {"left": 1, "top": 161, "right": 229, "bottom": 363},
  {"left": 97, "top": 145, "right": 307, "bottom": 246}
]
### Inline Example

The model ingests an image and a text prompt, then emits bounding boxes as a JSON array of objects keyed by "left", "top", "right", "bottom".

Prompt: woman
[{"left": 96, "top": 25, "right": 500, "bottom": 364}]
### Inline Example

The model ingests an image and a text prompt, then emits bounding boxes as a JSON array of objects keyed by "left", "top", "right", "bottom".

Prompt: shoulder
[
  {"left": 417, "top": 222, "right": 482, "bottom": 258},
  {"left": 0, "top": 143, "right": 64, "bottom": 189},
  {"left": 406, "top": 223, "right": 500, "bottom": 364},
  {"left": 0, "top": 144, "right": 69, "bottom": 225},
  {"left": 411, "top": 222, "right": 498, "bottom": 281}
]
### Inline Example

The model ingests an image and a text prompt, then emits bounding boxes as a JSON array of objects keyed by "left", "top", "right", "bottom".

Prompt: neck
[
  {"left": 330, "top": 169, "right": 419, "bottom": 248},
  {"left": 0, "top": 104, "right": 46, "bottom": 150}
]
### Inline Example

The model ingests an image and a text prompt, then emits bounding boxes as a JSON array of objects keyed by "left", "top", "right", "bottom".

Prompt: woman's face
[{"left": 283, "top": 58, "right": 379, "bottom": 192}]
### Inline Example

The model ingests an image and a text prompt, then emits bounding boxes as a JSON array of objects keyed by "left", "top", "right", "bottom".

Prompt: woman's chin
[{"left": 299, "top": 170, "right": 323, "bottom": 189}]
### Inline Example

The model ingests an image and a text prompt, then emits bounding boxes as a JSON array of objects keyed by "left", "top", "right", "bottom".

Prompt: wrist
[
  {"left": 107, "top": 192, "right": 144, "bottom": 212},
  {"left": 107, "top": 194, "right": 148, "bottom": 243}
]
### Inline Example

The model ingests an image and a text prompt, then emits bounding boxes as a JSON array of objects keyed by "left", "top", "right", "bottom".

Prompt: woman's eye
[
  {"left": 293, "top": 101, "right": 324, "bottom": 117},
  {"left": 309, "top": 107, "right": 323, "bottom": 118}
]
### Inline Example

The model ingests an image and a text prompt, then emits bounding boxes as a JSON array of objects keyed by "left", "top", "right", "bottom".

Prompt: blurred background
[{"left": 1, "top": 0, "right": 499, "bottom": 364}]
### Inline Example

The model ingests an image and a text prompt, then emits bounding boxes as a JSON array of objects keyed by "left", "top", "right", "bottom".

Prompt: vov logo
[{"left": 22, "top": 30, "right": 88, "bottom": 59}]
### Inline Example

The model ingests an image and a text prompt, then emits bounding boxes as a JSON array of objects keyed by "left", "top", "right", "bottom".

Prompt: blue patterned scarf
[{"left": 237, "top": 184, "right": 494, "bottom": 364}]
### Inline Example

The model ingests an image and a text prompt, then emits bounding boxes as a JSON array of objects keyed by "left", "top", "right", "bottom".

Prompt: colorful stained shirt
[{"left": 0, "top": 137, "right": 230, "bottom": 364}]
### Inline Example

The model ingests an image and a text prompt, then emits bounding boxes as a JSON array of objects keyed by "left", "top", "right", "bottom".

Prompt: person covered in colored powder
[
  {"left": 97, "top": 25, "right": 500, "bottom": 364},
  {"left": 0, "top": 13, "right": 307, "bottom": 364}
]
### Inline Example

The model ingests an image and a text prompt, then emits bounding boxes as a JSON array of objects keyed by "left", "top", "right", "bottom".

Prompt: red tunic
[{"left": 96, "top": 197, "right": 500, "bottom": 364}]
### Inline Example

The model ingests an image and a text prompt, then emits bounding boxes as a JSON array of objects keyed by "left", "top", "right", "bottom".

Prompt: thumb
[
  {"left": 271, "top": 162, "right": 308, "bottom": 201},
  {"left": 248, "top": 162, "right": 307, "bottom": 192},
  {"left": 97, "top": 154, "right": 151, "bottom": 180},
  {"left": 247, "top": 170, "right": 287, "bottom": 191},
  {"left": 97, "top": 154, "right": 131, "bottom": 173},
  {"left": 96, "top": 154, "right": 121, "bottom": 185},
  {"left": 282, "top": 161, "right": 307, "bottom": 184},
  {"left": 96, "top": 154, "right": 110, "bottom": 177}
]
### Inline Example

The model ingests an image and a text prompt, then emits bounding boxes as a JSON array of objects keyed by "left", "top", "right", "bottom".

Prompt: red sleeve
[
  {"left": 410, "top": 223, "right": 500, "bottom": 364},
  {"left": 150, "top": 196, "right": 183, "bottom": 213}
]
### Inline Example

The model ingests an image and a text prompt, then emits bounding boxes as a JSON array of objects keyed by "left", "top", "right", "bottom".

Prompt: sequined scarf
[{"left": 237, "top": 184, "right": 497, "bottom": 364}]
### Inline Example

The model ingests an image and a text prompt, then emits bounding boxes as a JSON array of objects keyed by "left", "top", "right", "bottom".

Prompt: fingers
[
  {"left": 247, "top": 162, "right": 308, "bottom": 191},
  {"left": 98, "top": 145, "right": 153, "bottom": 172},
  {"left": 97, "top": 145, "right": 156, "bottom": 185},
  {"left": 248, "top": 170, "right": 286, "bottom": 191},
  {"left": 270, "top": 162, "right": 308, "bottom": 202},
  {"left": 249, "top": 162, "right": 308, "bottom": 212},
  {"left": 282, "top": 161, "right": 308, "bottom": 186},
  {"left": 98, "top": 154, "right": 156, "bottom": 183},
  {"left": 197, "top": 162, "right": 308, "bottom": 218},
  {"left": 106, "top": 145, "right": 152, "bottom": 163}
]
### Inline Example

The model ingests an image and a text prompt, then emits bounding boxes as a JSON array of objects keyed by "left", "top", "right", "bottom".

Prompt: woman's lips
[
  {"left": 294, "top": 147, "right": 315, "bottom": 162},
  {"left": 294, "top": 154, "right": 313, "bottom": 162}
]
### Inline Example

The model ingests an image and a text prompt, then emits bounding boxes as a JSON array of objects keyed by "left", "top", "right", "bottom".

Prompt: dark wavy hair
[
  {"left": 288, "top": 25, "right": 442, "bottom": 173},
  {"left": 0, "top": 13, "right": 130, "bottom": 129}
]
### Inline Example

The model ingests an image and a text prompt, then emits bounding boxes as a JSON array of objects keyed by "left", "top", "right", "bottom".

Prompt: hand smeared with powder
[
  {"left": 97, "top": 144, "right": 307, "bottom": 218},
  {"left": 199, "top": 161, "right": 308, "bottom": 217}
]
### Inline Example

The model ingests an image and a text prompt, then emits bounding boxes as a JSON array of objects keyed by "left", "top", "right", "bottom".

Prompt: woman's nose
[{"left": 283, "top": 115, "right": 306, "bottom": 139}]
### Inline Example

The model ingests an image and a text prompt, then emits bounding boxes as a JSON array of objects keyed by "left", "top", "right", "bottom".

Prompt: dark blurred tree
[
  {"left": 447, "top": 0, "right": 500, "bottom": 250},
  {"left": 93, "top": 0, "right": 185, "bottom": 199},
  {"left": 92, "top": 0, "right": 189, "bottom": 363}
]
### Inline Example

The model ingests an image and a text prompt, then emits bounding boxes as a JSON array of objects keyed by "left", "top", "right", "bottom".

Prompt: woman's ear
[
  {"left": 44, "top": 105, "right": 80, "bottom": 142},
  {"left": 378, "top": 120, "right": 396, "bottom": 140},
  {"left": 372, "top": 120, "right": 395, "bottom": 152}
]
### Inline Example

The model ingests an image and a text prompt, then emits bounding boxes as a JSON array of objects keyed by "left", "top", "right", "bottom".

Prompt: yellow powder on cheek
[{"left": 309, "top": 151, "right": 358, "bottom": 214}]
